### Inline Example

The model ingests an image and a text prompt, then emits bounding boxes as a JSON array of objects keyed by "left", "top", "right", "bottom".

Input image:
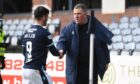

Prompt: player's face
[
  {"left": 42, "top": 15, "right": 48, "bottom": 26},
  {"left": 73, "top": 8, "right": 87, "bottom": 25}
]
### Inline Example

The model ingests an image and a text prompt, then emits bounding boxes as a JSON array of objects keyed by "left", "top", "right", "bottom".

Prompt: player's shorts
[{"left": 22, "top": 68, "right": 53, "bottom": 84}]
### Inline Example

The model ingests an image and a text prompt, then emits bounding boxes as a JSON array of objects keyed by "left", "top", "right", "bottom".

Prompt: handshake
[{"left": 58, "top": 49, "right": 64, "bottom": 59}]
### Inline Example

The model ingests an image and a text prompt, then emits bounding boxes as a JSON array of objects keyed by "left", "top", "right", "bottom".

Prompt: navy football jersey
[{"left": 22, "top": 25, "right": 59, "bottom": 69}]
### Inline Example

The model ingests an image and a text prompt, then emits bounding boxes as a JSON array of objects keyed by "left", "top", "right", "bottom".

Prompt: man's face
[{"left": 73, "top": 8, "right": 87, "bottom": 25}]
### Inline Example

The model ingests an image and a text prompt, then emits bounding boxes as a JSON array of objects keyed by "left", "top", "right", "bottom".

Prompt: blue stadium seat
[
  {"left": 108, "top": 22, "right": 118, "bottom": 30},
  {"left": 112, "top": 35, "right": 122, "bottom": 43},
  {"left": 5, "top": 19, "right": 12, "bottom": 26},
  {"left": 19, "top": 19, "right": 28, "bottom": 25},
  {"left": 112, "top": 29, "right": 121, "bottom": 35},
  {"left": 133, "top": 35, "right": 140, "bottom": 43},
  {"left": 12, "top": 19, "right": 20, "bottom": 25},
  {"left": 132, "top": 28, "right": 140, "bottom": 35},
  {"left": 124, "top": 42, "right": 135, "bottom": 55},
  {"left": 130, "top": 16, "right": 139, "bottom": 23},
  {"left": 27, "top": 19, "right": 34, "bottom": 25},
  {"left": 135, "top": 43, "right": 140, "bottom": 51},
  {"left": 7, "top": 30, "right": 14, "bottom": 36},
  {"left": 121, "top": 28, "right": 131, "bottom": 36},
  {"left": 3, "top": 24, "right": 9, "bottom": 31},
  {"left": 112, "top": 42, "right": 124, "bottom": 55},
  {"left": 120, "top": 16, "right": 129, "bottom": 23},
  {"left": 14, "top": 30, "right": 23, "bottom": 37},
  {"left": 119, "top": 23, "right": 129, "bottom": 30},
  {"left": 9, "top": 24, "right": 17, "bottom": 31},
  {"left": 123, "top": 35, "right": 133, "bottom": 43},
  {"left": 16, "top": 24, "right": 24, "bottom": 30},
  {"left": 129, "top": 22, "right": 139, "bottom": 29}
]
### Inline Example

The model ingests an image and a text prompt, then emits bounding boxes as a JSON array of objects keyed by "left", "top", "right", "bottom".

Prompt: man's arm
[{"left": 56, "top": 26, "right": 68, "bottom": 54}]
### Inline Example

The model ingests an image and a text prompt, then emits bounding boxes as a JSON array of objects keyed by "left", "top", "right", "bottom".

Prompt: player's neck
[{"left": 34, "top": 20, "right": 44, "bottom": 27}]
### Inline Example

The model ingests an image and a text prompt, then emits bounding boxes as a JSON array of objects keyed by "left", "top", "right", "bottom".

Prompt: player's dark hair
[{"left": 34, "top": 6, "right": 49, "bottom": 19}]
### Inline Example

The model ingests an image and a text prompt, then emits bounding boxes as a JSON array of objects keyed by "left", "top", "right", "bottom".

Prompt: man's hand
[{"left": 59, "top": 49, "right": 64, "bottom": 59}]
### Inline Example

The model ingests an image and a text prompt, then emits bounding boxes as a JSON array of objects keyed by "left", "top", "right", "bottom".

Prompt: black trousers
[{"left": 76, "top": 63, "right": 98, "bottom": 84}]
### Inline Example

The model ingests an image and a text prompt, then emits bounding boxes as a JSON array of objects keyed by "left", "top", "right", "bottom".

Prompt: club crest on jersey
[{"left": 48, "top": 35, "right": 52, "bottom": 39}]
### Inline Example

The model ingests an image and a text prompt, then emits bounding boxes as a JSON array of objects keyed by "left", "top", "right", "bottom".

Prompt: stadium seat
[
  {"left": 132, "top": 28, "right": 140, "bottom": 35},
  {"left": 108, "top": 22, "right": 118, "bottom": 30},
  {"left": 11, "top": 36, "right": 18, "bottom": 46},
  {"left": 9, "top": 24, "right": 17, "bottom": 31},
  {"left": 130, "top": 16, "right": 139, "bottom": 23},
  {"left": 121, "top": 28, "right": 131, "bottom": 36},
  {"left": 133, "top": 35, "right": 140, "bottom": 43},
  {"left": 129, "top": 22, "right": 139, "bottom": 29},
  {"left": 19, "top": 19, "right": 28, "bottom": 25},
  {"left": 27, "top": 18, "right": 34, "bottom": 25},
  {"left": 5, "top": 19, "right": 12, "bottom": 26},
  {"left": 24, "top": 24, "right": 31, "bottom": 30},
  {"left": 124, "top": 42, "right": 135, "bottom": 55},
  {"left": 16, "top": 24, "right": 24, "bottom": 30},
  {"left": 7, "top": 30, "right": 14, "bottom": 36},
  {"left": 135, "top": 43, "right": 140, "bottom": 51},
  {"left": 112, "top": 29, "right": 121, "bottom": 35},
  {"left": 3, "top": 19, "right": 5, "bottom": 24},
  {"left": 112, "top": 42, "right": 124, "bottom": 55},
  {"left": 3, "top": 24, "right": 9, "bottom": 31},
  {"left": 120, "top": 16, "right": 129, "bottom": 23},
  {"left": 112, "top": 35, "right": 122, "bottom": 43},
  {"left": 12, "top": 19, "right": 20, "bottom": 25},
  {"left": 14, "top": 30, "right": 23, "bottom": 37},
  {"left": 119, "top": 23, "right": 129, "bottom": 30},
  {"left": 123, "top": 35, "right": 133, "bottom": 43}
]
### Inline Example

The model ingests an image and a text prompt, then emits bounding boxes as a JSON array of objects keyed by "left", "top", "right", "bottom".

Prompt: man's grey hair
[{"left": 74, "top": 3, "right": 87, "bottom": 12}]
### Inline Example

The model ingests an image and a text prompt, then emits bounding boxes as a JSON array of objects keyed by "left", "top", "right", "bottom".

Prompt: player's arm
[
  {"left": 46, "top": 32, "right": 60, "bottom": 56},
  {"left": 48, "top": 44, "right": 60, "bottom": 56}
]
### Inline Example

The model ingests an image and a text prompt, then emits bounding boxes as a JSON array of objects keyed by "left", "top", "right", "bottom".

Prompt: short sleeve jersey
[{"left": 22, "top": 25, "right": 53, "bottom": 69}]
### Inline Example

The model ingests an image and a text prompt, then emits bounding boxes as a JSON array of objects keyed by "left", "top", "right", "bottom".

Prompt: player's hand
[{"left": 59, "top": 49, "right": 64, "bottom": 59}]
